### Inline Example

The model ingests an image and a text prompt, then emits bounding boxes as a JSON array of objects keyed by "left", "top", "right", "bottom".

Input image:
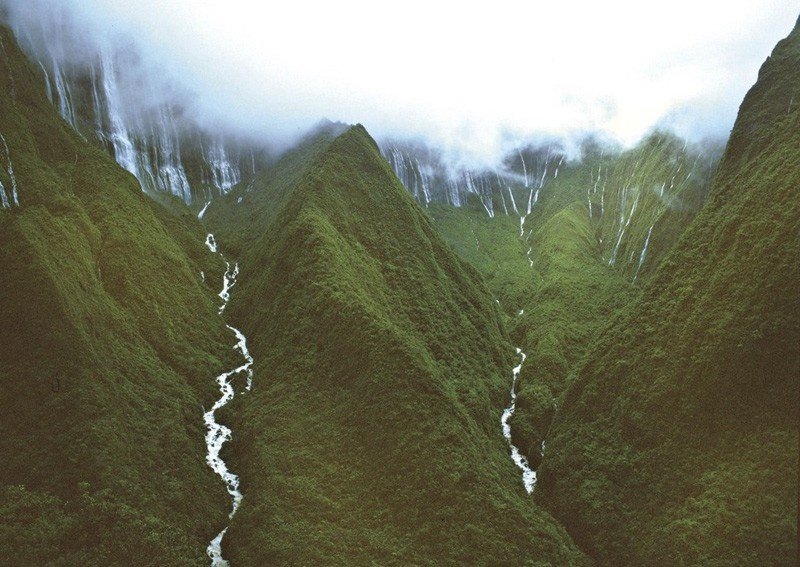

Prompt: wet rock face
[
  {"left": 11, "top": 17, "right": 267, "bottom": 205},
  {"left": 380, "top": 139, "right": 566, "bottom": 216}
]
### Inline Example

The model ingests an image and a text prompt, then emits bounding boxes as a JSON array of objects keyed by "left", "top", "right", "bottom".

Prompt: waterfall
[
  {"left": 632, "top": 225, "right": 654, "bottom": 283},
  {"left": 518, "top": 148, "right": 529, "bottom": 188},
  {"left": 206, "top": 139, "right": 241, "bottom": 193},
  {"left": 0, "top": 133, "right": 19, "bottom": 206},
  {"left": 501, "top": 349, "right": 537, "bottom": 493},
  {"left": 99, "top": 48, "right": 153, "bottom": 189},
  {"left": 50, "top": 55, "right": 77, "bottom": 129},
  {"left": 609, "top": 190, "right": 641, "bottom": 266},
  {"left": 151, "top": 103, "right": 192, "bottom": 203}
]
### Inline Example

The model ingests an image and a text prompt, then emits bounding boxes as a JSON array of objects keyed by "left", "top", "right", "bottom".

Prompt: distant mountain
[
  {"left": 586, "top": 132, "right": 722, "bottom": 281},
  {"left": 536, "top": 19, "right": 800, "bottom": 565},
  {"left": 406, "top": 129, "right": 721, "bottom": 473},
  {"left": 380, "top": 138, "right": 566, "bottom": 216}
]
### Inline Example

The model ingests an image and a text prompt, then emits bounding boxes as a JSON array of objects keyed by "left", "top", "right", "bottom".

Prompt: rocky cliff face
[{"left": 8, "top": 12, "right": 269, "bottom": 206}]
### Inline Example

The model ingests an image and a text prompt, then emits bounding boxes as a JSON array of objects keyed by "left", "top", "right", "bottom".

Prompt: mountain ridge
[
  {"left": 536, "top": 19, "right": 800, "bottom": 565},
  {"left": 209, "top": 124, "right": 588, "bottom": 565}
]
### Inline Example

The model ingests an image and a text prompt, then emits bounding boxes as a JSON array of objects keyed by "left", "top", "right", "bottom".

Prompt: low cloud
[{"left": 4, "top": 0, "right": 797, "bottom": 167}]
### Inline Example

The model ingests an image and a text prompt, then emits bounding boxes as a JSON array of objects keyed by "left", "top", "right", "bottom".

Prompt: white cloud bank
[{"left": 7, "top": 1, "right": 799, "bottom": 166}]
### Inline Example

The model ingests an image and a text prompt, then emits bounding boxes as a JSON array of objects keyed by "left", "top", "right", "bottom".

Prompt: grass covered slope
[
  {"left": 0, "top": 27, "right": 233, "bottom": 564},
  {"left": 537, "top": 21, "right": 800, "bottom": 566},
  {"left": 218, "top": 125, "right": 587, "bottom": 565}
]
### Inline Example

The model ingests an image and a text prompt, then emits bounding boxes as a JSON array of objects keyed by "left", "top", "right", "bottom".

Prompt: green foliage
[
  {"left": 0, "top": 26, "right": 233, "bottom": 563},
  {"left": 0, "top": 484, "right": 206, "bottom": 566},
  {"left": 427, "top": 163, "right": 637, "bottom": 472},
  {"left": 586, "top": 131, "right": 719, "bottom": 281},
  {"left": 537, "top": 21, "right": 800, "bottom": 566},
  {"left": 208, "top": 126, "right": 587, "bottom": 565}
]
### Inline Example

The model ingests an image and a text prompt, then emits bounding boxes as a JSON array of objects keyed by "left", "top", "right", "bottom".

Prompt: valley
[
  {"left": 0, "top": 6, "right": 797, "bottom": 566},
  {"left": 203, "top": 233, "right": 254, "bottom": 566}
]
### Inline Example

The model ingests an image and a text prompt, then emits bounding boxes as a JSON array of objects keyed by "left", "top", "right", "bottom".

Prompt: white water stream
[
  {"left": 204, "top": 233, "right": 254, "bottom": 566},
  {"left": 501, "top": 348, "right": 537, "bottom": 493}
]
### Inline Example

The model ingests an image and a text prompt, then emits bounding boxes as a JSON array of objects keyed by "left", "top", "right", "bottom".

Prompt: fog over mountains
[
  {"left": 5, "top": 0, "right": 796, "bottom": 169},
  {"left": 0, "top": 3, "right": 797, "bottom": 566}
]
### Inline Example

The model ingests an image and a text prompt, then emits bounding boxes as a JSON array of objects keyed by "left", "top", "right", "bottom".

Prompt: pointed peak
[{"left": 334, "top": 123, "right": 380, "bottom": 155}]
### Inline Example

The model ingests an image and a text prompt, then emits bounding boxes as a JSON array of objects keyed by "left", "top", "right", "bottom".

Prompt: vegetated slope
[
  {"left": 210, "top": 125, "right": 587, "bottom": 565},
  {"left": 202, "top": 120, "right": 347, "bottom": 258},
  {"left": 504, "top": 137, "right": 718, "bottom": 466},
  {"left": 428, "top": 165, "right": 637, "bottom": 471},
  {"left": 0, "top": 27, "right": 233, "bottom": 565},
  {"left": 537, "top": 20, "right": 800, "bottom": 566},
  {"left": 425, "top": 130, "right": 718, "bottom": 469},
  {"left": 586, "top": 132, "right": 720, "bottom": 282}
]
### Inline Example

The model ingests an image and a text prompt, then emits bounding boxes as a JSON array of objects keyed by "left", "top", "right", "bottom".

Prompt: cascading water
[
  {"left": 518, "top": 148, "right": 529, "bottom": 188},
  {"left": 203, "top": 233, "right": 254, "bottom": 566},
  {"left": 49, "top": 55, "right": 77, "bottom": 129},
  {"left": 151, "top": 103, "right": 192, "bottom": 203},
  {"left": 501, "top": 348, "right": 537, "bottom": 493},
  {"left": 21, "top": 24, "right": 252, "bottom": 207},
  {"left": 608, "top": 186, "right": 641, "bottom": 266},
  {"left": 0, "top": 132, "right": 19, "bottom": 207},
  {"left": 382, "top": 142, "right": 562, "bottom": 216},
  {"left": 205, "top": 139, "right": 241, "bottom": 194},
  {"left": 0, "top": 176, "right": 9, "bottom": 209},
  {"left": 632, "top": 224, "right": 654, "bottom": 283},
  {"left": 99, "top": 47, "right": 154, "bottom": 190}
]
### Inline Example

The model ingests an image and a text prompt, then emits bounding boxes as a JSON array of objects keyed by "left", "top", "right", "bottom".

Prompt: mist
[{"left": 4, "top": 0, "right": 797, "bottom": 168}]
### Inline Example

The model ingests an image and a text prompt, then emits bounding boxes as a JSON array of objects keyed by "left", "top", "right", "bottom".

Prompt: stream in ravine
[{"left": 204, "top": 234, "right": 254, "bottom": 566}]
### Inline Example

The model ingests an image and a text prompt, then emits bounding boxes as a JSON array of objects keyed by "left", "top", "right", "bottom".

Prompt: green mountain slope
[
  {"left": 0, "top": 27, "right": 233, "bottom": 565},
  {"left": 508, "top": 185, "right": 636, "bottom": 467},
  {"left": 427, "top": 150, "right": 703, "bottom": 468},
  {"left": 205, "top": 125, "right": 587, "bottom": 565},
  {"left": 586, "top": 132, "right": 719, "bottom": 281},
  {"left": 536, "top": 21, "right": 800, "bottom": 566}
]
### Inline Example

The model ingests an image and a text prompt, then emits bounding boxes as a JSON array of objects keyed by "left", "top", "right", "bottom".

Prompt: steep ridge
[
  {"left": 202, "top": 120, "right": 347, "bottom": 259},
  {"left": 421, "top": 126, "right": 722, "bottom": 471},
  {"left": 426, "top": 141, "right": 711, "bottom": 470},
  {"left": 206, "top": 125, "right": 587, "bottom": 564},
  {"left": 0, "top": 26, "right": 233, "bottom": 564},
  {"left": 536, "top": 21, "right": 800, "bottom": 565}
]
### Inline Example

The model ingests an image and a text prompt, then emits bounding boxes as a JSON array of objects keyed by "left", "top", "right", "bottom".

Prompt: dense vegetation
[
  {"left": 205, "top": 126, "right": 588, "bottom": 565},
  {"left": 424, "top": 131, "right": 717, "bottom": 469},
  {"left": 0, "top": 27, "right": 234, "bottom": 564},
  {"left": 1, "top": 7, "right": 796, "bottom": 565},
  {"left": 536, "top": 20, "right": 800, "bottom": 565}
]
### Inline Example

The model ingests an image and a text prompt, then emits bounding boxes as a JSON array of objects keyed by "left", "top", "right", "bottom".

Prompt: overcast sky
[{"left": 8, "top": 1, "right": 799, "bottom": 166}]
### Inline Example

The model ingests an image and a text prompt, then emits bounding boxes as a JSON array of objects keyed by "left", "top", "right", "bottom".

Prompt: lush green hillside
[
  {"left": 204, "top": 125, "right": 587, "bottom": 565},
  {"left": 536, "top": 21, "right": 800, "bottom": 566},
  {"left": 428, "top": 165, "right": 637, "bottom": 469},
  {"left": 0, "top": 27, "right": 234, "bottom": 565},
  {"left": 586, "top": 132, "right": 719, "bottom": 281}
]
